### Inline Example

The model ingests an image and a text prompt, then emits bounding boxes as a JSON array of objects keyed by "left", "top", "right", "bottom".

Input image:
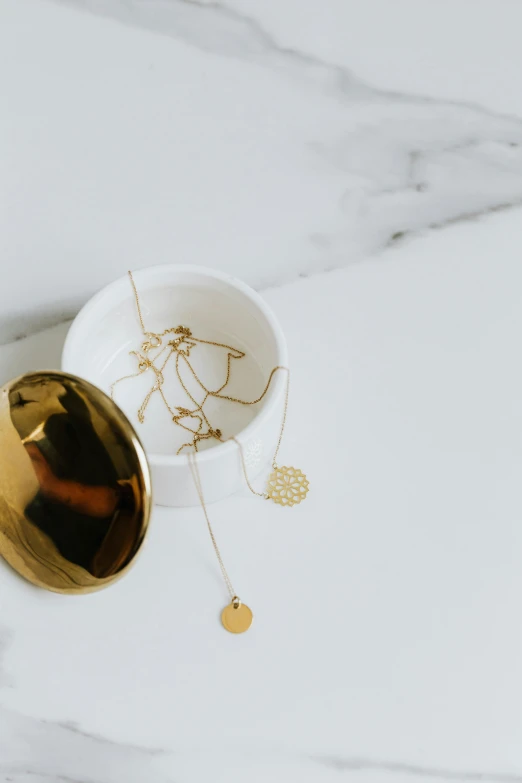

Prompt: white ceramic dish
[{"left": 62, "top": 265, "right": 287, "bottom": 506}]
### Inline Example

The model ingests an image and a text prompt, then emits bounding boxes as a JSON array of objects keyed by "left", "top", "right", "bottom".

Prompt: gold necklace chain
[
  {"left": 188, "top": 451, "right": 237, "bottom": 601},
  {"left": 110, "top": 271, "right": 309, "bottom": 632},
  {"left": 114, "top": 272, "right": 293, "bottom": 484}
]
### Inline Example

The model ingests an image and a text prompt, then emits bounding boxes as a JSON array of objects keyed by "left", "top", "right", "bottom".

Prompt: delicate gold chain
[
  {"left": 231, "top": 367, "right": 289, "bottom": 497},
  {"left": 128, "top": 269, "right": 147, "bottom": 333},
  {"left": 188, "top": 451, "right": 237, "bottom": 602}
]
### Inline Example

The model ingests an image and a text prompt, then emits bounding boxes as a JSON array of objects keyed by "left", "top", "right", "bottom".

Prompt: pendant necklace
[{"left": 111, "top": 271, "right": 310, "bottom": 632}]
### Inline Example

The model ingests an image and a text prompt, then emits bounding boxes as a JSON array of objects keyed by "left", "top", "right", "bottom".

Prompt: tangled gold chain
[{"left": 111, "top": 271, "right": 289, "bottom": 481}]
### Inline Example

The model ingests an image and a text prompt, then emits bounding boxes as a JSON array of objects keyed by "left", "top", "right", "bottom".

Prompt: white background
[{"left": 1, "top": 1, "right": 522, "bottom": 780}]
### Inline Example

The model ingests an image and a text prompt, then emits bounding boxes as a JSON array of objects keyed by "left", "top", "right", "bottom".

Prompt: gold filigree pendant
[{"left": 266, "top": 465, "right": 309, "bottom": 507}]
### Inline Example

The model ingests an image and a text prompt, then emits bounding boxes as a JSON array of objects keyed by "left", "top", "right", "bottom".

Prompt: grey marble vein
[
  {"left": 0, "top": 773, "right": 90, "bottom": 783},
  {"left": 1, "top": 697, "right": 521, "bottom": 783},
  {"left": 1, "top": 708, "right": 521, "bottom": 783},
  {"left": 383, "top": 198, "right": 522, "bottom": 249},
  {"left": 48, "top": 0, "right": 522, "bottom": 122},
  {"left": 314, "top": 756, "right": 522, "bottom": 783},
  {"left": 46, "top": 719, "right": 163, "bottom": 755},
  {"left": 6, "top": 313, "right": 78, "bottom": 347},
  {"left": 0, "top": 0, "right": 521, "bottom": 345},
  {"left": 0, "top": 705, "right": 173, "bottom": 783}
]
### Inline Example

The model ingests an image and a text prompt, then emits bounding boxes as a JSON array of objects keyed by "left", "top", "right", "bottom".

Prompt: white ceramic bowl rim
[{"left": 62, "top": 264, "right": 288, "bottom": 468}]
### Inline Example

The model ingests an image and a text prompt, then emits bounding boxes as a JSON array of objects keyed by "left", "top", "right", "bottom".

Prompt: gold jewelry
[
  {"left": 188, "top": 452, "right": 253, "bottom": 633},
  {"left": 113, "top": 272, "right": 309, "bottom": 501},
  {"left": 110, "top": 271, "right": 309, "bottom": 631},
  {"left": 0, "top": 372, "right": 151, "bottom": 594}
]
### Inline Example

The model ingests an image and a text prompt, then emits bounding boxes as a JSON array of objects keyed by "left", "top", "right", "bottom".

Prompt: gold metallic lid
[{"left": 0, "top": 371, "right": 152, "bottom": 594}]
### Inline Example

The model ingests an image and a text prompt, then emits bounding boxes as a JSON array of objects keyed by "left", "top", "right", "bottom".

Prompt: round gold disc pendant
[{"left": 221, "top": 600, "right": 253, "bottom": 634}]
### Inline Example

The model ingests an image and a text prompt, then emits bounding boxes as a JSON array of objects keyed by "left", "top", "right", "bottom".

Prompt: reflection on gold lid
[{"left": 0, "top": 371, "right": 152, "bottom": 594}]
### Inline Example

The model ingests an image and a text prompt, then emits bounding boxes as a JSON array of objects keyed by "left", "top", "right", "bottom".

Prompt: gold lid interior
[{"left": 0, "top": 371, "right": 152, "bottom": 594}]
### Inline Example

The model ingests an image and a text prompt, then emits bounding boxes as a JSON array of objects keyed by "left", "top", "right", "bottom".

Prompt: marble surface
[
  {"left": 1, "top": 0, "right": 522, "bottom": 780},
  {"left": 3, "top": 0, "right": 522, "bottom": 341}
]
